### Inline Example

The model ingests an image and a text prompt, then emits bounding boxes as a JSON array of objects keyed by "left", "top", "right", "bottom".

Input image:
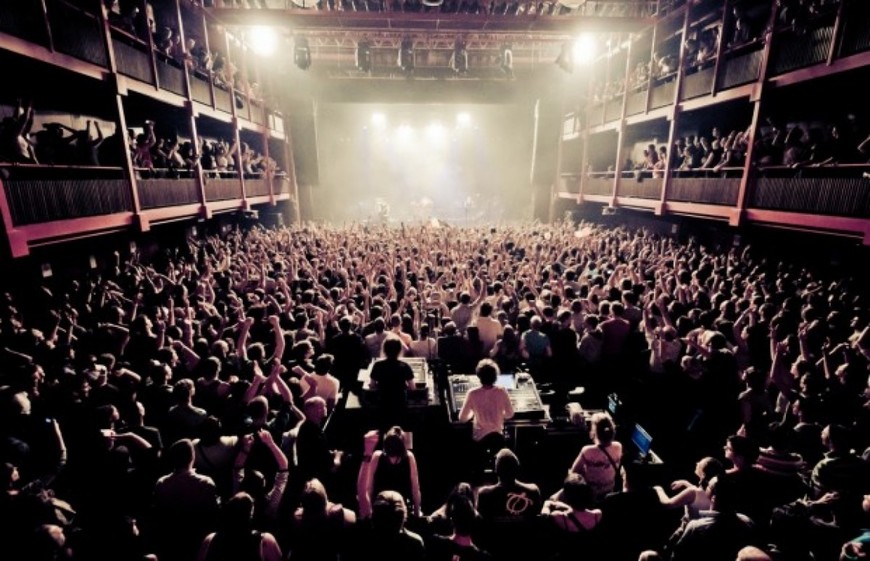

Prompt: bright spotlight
[
  {"left": 426, "top": 122, "right": 446, "bottom": 141},
  {"left": 397, "top": 124, "right": 414, "bottom": 142},
  {"left": 573, "top": 34, "right": 597, "bottom": 65},
  {"left": 371, "top": 113, "right": 386, "bottom": 127},
  {"left": 457, "top": 112, "right": 471, "bottom": 126},
  {"left": 248, "top": 27, "right": 279, "bottom": 57}
]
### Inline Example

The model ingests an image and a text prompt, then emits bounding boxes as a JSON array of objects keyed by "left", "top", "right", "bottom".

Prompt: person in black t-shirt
[{"left": 369, "top": 338, "right": 414, "bottom": 430}]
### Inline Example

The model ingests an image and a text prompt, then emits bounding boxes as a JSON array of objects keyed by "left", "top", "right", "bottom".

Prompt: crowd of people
[
  {"left": 0, "top": 106, "right": 278, "bottom": 178},
  {"left": 590, "top": 110, "right": 870, "bottom": 180},
  {"left": 0, "top": 218, "right": 868, "bottom": 561}
]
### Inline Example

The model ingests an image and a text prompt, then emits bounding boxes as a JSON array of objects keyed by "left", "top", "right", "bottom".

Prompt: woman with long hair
[
  {"left": 362, "top": 426, "right": 422, "bottom": 518},
  {"left": 569, "top": 413, "right": 623, "bottom": 503},
  {"left": 288, "top": 478, "right": 356, "bottom": 561},
  {"left": 541, "top": 474, "right": 603, "bottom": 561},
  {"left": 196, "top": 492, "right": 282, "bottom": 561},
  {"left": 490, "top": 325, "right": 522, "bottom": 373}
]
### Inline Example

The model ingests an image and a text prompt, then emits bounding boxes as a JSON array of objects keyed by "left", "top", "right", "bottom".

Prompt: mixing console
[{"left": 447, "top": 373, "right": 547, "bottom": 421}]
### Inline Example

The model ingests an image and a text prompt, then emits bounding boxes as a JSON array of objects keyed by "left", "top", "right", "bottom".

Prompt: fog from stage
[{"left": 311, "top": 103, "right": 536, "bottom": 226}]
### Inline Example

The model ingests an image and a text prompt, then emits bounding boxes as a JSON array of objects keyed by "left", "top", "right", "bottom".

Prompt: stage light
[
  {"left": 396, "top": 124, "right": 414, "bottom": 143},
  {"left": 248, "top": 26, "right": 278, "bottom": 57},
  {"left": 500, "top": 43, "right": 514, "bottom": 78},
  {"left": 451, "top": 37, "right": 468, "bottom": 74},
  {"left": 573, "top": 33, "right": 597, "bottom": 65},
  {"left": 457, "top": 112, "right": 471, "bottom": 126},
  {"left": 426, "top": 122, "right": 447, "bottom": 142},
  {"left": 398, "top": 36, "right": 414, "bottom": 74},
  {"left": 356, "top": 39, "right": 372, "bottom": 73},
  {"left": 294, "top": 36, "right": 311, "bottom": 70},
  {"left": 371, "top": 113, "right": 386, "bottom": 127}
]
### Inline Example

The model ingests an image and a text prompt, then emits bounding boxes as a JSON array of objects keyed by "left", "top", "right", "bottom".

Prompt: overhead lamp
[
  {"left": 398, "top": 36, "right": 414, "bottom": 73},
  {"left": 500, "top": 43, "right": 514, "bottom": 78},
  {"left": 573, "top": 33, "right": 597, "bottom": 65},
  {"left": 294, "top": 36, "right": 311, "bottom": 70},
  {"left": 356, "top": 39, "right": 372, "bottom": 73},
  {"left": 248, "top": 26, "right": 278, "bottom": 57},
  {"left": 451, "top": 37, "right": 468, "bottom": 74}
]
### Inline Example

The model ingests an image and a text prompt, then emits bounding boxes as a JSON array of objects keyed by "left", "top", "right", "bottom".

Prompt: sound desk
[{"left": 447, "top": 373, "right": 548, "bottom": 421}]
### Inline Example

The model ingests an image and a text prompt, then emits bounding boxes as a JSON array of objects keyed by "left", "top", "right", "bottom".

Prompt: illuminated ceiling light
[
  {"left": 457, "top": 112, "right": 471, "bottom": 126},
  {"left": 248, "top": 26, "right": 278, "bottom": 57},
  {"left": 398, "top": 36, "right": 414, "bottom": 74},
  {"left": 573, "top": 33, "right": 597, "bottom": 66},
  {"left": 426, "top": 122, "right": 446, "bottom": 141},
  {"left": 451, "top": 37, "right": 468, "bottom": 74},
  {"left": 371, "top": 112, "right": 386, "bottom": 127},
  {"left": 396, "top": 124, "right": 414, "bottom": 142},
  {"left": 356, "top": 39, "right": 372, "bottom": 73},
  {"left": 500, "top": 43, "right": 514, "bottom": 79},
  {"left": 294, "top": 36, "right": 311, "bottom": 70}
]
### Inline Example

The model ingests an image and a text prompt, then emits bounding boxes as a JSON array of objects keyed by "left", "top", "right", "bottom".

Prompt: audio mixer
[{"left": 447, "top": 373, "right": 547, "bottom": 421}]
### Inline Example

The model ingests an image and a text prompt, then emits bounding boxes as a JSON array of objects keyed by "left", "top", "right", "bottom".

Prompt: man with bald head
[{"left": 295, "top": 397, "right": 341, "bottom": 484}]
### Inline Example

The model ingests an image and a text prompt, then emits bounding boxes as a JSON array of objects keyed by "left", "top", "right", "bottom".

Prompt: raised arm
[
  {"left": 357, "top": 430, "right": 379, "bottom": 519},
  {"left": 653, "top": 484, "right": 697, "bottom": 508},
  {"left": 236, "top": 317, "right": 254, "bottom": 360},
  {"left": 408, "top": 452, "right": 422, "bottom": 517},
  {"left": 267, "top": 315, "right": 286, "bottom": 363}
]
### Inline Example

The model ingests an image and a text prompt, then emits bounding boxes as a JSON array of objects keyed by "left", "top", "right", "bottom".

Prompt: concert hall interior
[{"left": 1, "top": 1, "right": 869, "bottom": 561}]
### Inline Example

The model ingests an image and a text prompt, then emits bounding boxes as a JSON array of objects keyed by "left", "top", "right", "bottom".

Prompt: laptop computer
[
  {"left": 495, "top": 373, "right": 515, "bottom": 390},
  {"left": 631, "top": 423, "right": 653, "bottom": 461}
]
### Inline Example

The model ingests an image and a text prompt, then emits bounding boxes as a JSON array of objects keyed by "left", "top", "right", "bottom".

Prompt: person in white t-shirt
[{"left": 458, "top": 359, "right": 514, "bottom": 448}]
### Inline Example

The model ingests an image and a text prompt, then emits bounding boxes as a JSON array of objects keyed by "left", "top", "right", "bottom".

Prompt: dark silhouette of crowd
[{"left": 1, "top": 220, "right": 868, "bottom": 561}]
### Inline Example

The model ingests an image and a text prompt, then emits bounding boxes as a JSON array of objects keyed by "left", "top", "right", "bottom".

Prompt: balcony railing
[
  {"left": 0, "top": 2, "right": 49, "bottom": 45},
  {"left": 47, "top": 0, "right": 107, "bottom": 67},
  {"left": 669, "top": 175, "right": 741, "bottom": 206},
  {"left": 274, "top": 174, "right": 291, "bottom": 194},
  {"left": 156, "top": 55, "right": 187, "bottom": 97},
  {"left": 215, "top": 86, "right": 233, "bottom": 114},
  {"left": 583, "top": 173, "right": 615, "bottom": 196},
  {"left": 112, "top": 33, "right": 154, "bottom": 83},
  {"left": 617, "top": 173, "right": 662, "bottom": 200},
  {"left": 136, "top": 170, "right": 201, "bottom": 209},
  {"left": 720, "top": 47, "right": 763, "bottom": 90},
  {"left": 1, "top": 165, "right": 131, "bottom": 225},
  {"left": 681, "top": 65, "right": 714, "bottom": 100},
  {"left": 649, "top": 78, "right": 676, "bottom": 109},
  {"left": 203, "top": 171, "right": 242, "bottom": 201},
  {"left": 625, "top": 89, "right": 647, "bottom": 116},
  {"left": 245, "top": 176, "right": 271, "bottom": 198},
  {"left": 752, "top": 166, "right": 870, "bottom": 218},
  {"left": 770, "top": 17, "right": 836, "bottom": 76}
]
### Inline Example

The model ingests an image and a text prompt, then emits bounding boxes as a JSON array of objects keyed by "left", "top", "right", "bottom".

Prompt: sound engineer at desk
[
  {"left": 457, "top": 359, "right": 515, "bottom": 452},
  {"left": 369, "top": 338, "right": 415, "bottom": 429}
]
